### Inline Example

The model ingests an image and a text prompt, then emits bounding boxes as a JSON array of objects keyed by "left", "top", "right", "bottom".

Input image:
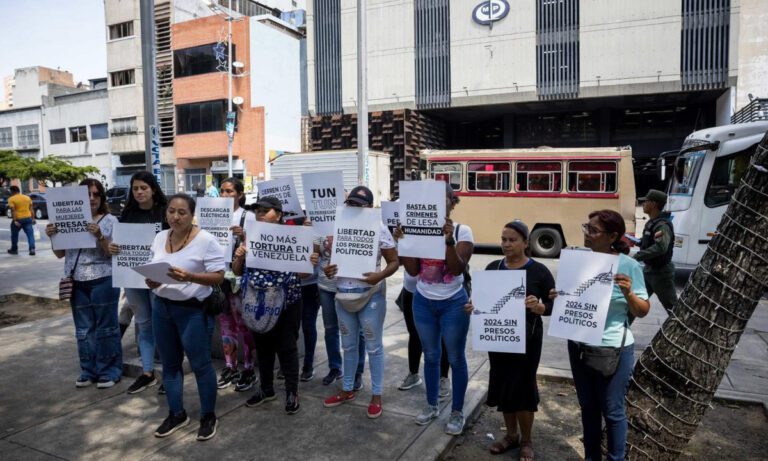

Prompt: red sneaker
[
  {"left": 367, "top": 402, "right": 383, "bottom": 419},
  {"left": 323, "top": 392, "right": 356, "bottom": 408}
]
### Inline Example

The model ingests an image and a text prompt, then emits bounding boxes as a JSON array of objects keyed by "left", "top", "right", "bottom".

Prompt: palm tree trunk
[{"left": 625, "top": 131, "right": 768, "bottom": 460}]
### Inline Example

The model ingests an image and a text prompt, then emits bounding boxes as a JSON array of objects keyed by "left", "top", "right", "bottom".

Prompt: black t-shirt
[
  {"left": 119, "top": 205, "right": 169, "bottom": 233},
  {"left": 485, "top": 258, "right": 556, "bottom": 325}
]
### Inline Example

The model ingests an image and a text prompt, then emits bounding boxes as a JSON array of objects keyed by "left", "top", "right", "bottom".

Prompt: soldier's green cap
[{"left": 642, "top": 189, "right": 667, "bottom": 205}]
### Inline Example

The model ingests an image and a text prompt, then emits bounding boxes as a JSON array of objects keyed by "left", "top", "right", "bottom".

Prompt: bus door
[{"left": 666, "top": 149, "right": 707, "bottom": 268}]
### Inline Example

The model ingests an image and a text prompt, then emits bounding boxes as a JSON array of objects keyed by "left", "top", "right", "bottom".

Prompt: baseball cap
[
  {"left": 254, "top": 196, "right": 283, "bottom": 212},
  {"left": 345, "top": 186, "right": 374, "bottom": 207}
]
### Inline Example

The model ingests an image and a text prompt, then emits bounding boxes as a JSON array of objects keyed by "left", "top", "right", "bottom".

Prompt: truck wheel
[{"left": 530, "top": 227, "right": 563, "bottom": 258}]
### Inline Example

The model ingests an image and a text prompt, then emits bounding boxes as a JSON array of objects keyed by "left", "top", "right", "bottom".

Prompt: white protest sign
[
  {"left": 381, "top": 200, "right": 400, "bottom": 235},
  {"left": 330, "top": 206, "right": 381, "bottom": 279},
  {"left": 196, "top": 197, "right": 234, "bottom": 261},
  {"left": 243, "top": 218, "right": 314, "bottom": 273},
  {"left": 397, "top": 180, "right": 446, "bottom": 259},
  {"left": 471, "top": 271, "right": 527, "bottom": 353},
  {"left": 112, "top": 223, "right": 156, "bottom": 288},
  {"left": 548, "top": 249, "right": 618, "bottom": 345},
  {"left": 46, "top": 186, "right": 95, "bottom": 250},
  {"left": 302, "top": 170, "right": 345, "bottom": 236},
  {"left": 132, "top": 261, "right": 183, "bottom": 285},
  {"left": 257, "top": 177, "right": 303, "bottom": 218}
]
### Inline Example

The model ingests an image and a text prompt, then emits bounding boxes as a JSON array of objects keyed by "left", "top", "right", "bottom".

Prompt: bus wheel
[{"left": 530, "top": 227, "right": 563, "bottom": 258}]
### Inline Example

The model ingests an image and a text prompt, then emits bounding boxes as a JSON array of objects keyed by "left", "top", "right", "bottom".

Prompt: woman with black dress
[{"left": 465, "top": 220, "right": 555, "bottom": 461}]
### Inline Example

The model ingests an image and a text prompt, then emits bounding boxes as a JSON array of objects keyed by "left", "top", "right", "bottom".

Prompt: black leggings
[
  {"left": 252, "top": 300, "right": 301, "bottom": 395},
  {"left": 401, "top": 288, "right": 449, "bottom": 377}
]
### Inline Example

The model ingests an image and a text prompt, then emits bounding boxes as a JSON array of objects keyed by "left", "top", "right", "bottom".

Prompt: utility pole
[
  {"left": 139, "top": 0, "right": 161, "bottom": 181},
  {"left": 357, "top": 0, "right": 368, "bottom": 186},
  {"left": 226, "top": 0, "right": 234, "bottom": 178}
]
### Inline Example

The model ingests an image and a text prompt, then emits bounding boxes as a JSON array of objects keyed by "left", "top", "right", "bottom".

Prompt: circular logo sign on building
[{"left": 472, "top": 0, "right": 510, "bottom": 26}]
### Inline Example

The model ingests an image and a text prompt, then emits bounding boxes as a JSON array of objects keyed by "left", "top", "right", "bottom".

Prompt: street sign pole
[
  {"left": 139, "top": 0, "right": 160, "bottom": 182},
  {"left": 357, "top": 0, "right": 368, "bottom": 186}
]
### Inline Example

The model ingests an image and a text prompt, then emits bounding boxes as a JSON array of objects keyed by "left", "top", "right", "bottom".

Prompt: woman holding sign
[
  {"left": 551, "top": 210, "right": 649, "bottom": 461},
  {"left": 108, "top": 171, "right": 169, "bottom": 395},
  {"left": 320, "top": 186, "right": 399, "bottom": 419},
  {"left": 400, "top": 184, "right": 474, "bottom": 435},
  {"left": 46, "top": 179, "right": 122, "bottom": 389},
  {"left": 464, "top": 220, "right": 555, "bottom": 459},
  {"left": 145, "top": 194, "right": 226, "bottom": 441}
]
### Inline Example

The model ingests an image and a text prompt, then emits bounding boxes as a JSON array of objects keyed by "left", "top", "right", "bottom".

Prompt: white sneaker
[
  {"left": 444, "top": 410, "right": 465, "bottom": 435},
  {"left": 414, "top": 404, "right": 440, "bottom": 425},
  {"left": 96, "top": 379, "right": 116, "bottom": 389},
  {"left": 398, "top": 373, "right": 422, "bottom": 390},
  {"left": 438, "top": 377, "right": 451, "bottom": 400}
]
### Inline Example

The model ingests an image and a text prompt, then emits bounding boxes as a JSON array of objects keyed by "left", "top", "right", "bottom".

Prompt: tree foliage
[{"left": 0, "top": 150, "right": 99, "bottom": 187}]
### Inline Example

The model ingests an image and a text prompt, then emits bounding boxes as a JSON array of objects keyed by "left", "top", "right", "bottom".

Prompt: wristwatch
[{"left": 446, "top": 238, "right": 456, "bottom": 246}]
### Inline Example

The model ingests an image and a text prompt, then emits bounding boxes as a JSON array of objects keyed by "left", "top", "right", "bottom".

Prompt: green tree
[
  {"left": 0, "top": 150, "right": 99, "bottom": 187},
  {"left": 0, "top": 150, "right": 33, "bottom": 186}
]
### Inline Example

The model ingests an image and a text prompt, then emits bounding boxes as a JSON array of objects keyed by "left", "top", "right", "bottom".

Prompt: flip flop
[{"left": 489, "top": 433, "right": 520, "bottom": 455}]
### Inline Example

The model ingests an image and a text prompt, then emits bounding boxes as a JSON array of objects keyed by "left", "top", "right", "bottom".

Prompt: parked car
[
  {"left": 0, "top": 187, "right": 10, "bottom": 217},
  {"left": 107, "top": 186, "right": 130, "bottom": 216},
  {"left": 2, "top": 190, "right": 47, "bottom": 219}
]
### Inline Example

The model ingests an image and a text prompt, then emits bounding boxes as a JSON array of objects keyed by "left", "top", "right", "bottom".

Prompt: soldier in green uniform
[{"left": 634, "top": 189, "right": 677, "bottom": 314}]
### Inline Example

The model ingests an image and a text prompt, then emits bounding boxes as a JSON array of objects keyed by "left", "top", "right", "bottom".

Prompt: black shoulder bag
[
  {"left": 578, "top": 321, "right": 628, "bottom": 377},
  {"left": 59, "top": 250, "right": 83, "bottom": 300}
]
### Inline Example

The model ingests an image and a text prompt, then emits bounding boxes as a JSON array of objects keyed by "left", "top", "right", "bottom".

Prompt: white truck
[{"left": 248, "top": 150, "right": 391, "bottom": 208}]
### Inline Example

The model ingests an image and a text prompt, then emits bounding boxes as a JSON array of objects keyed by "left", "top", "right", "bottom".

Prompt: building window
[
  {"left": 16, "top": 125, "right": 39, "bottom": 147},
  {"left": 69, "top": 126, "right": 87, "bottom": 142},
  {"left": 50, "top": 129, "right": 66, "bottom": 145},
  {"left": 90, "top": 123, "right": 109, "bottom": 140},
  {"left": 185, "top": 168, "right": 207, "bottom": 194},
  {"left": 415, "top": 0, "right": 451, "bottom": 109},
  {"left": 567, "top": 161, "right": 617, "bottom": 193},
  {"left": 705, "top": 145, "right": 754, "bottom": 208},
  {"left": 516, "top": 161, "right": 562, "bottom": 192},
  {"left": 314, "top": 0, "right": 342, "bottom": 115},
  {"left": 0, "top": 127, "right": 13, "bottom": 148},
  {"left": 430, "top": 162, "right": 462, "bottom": 191},
  {"left": 108, "top": 21, "right": 134, "bottom": 40},
  {"left": 110, "top": 69, "right": 135, "bottom": 87},
  {"left": 160, "top": 167, "right": 176, "bottom": 196},
  {"left": 468, "top": 162, "right": 511, "bottom": 192},
  {"left": 111, "top": 117, "right": 138, "bottom": 135},
  {"left": 176, "top": 100, "right": 227, "bottom": 135},
  {"left": 174, "top": 43, "right": 234, "bottom": 78}
]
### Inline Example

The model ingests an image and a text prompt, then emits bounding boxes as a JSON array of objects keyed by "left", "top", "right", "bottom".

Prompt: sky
[{"left": 0, "top": 0, "right": 107, "bottom": 100}]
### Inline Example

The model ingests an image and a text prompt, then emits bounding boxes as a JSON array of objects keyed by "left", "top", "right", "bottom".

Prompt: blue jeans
[
  {"left": 319, "top": 288, "right": 365, "bottom": 375},
  {"left": 568, "top": 341, "right": 634, "bottom": 461},
  {"left": 413, "top": 289, "right": 470, "bottom": 411},
  {"left": 71, "top": 276, "right": 122, "bottom": 381},
  {"left": 152, "top": 295, "right": 217, "bottom": 417},
  {"left": 10, "top": 217, "right": 35, "bottom": 251},
  {"left": 125, "top": 288, "right": 155, "bottom": 373},
  {"left": 335, "top": 285, "right": 386, "bottom": 394},
  {"left": 301, "top": 284, "right": 320, "bottom": 369}
]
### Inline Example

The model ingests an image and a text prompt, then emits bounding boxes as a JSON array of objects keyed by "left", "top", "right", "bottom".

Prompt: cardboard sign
[
  {"left": 257, "top": 177, "right": 303, "bottom": 218},
  {"left": 381, "top": 200, "right": 400, "bottom": 235},
  {"left": 112, "top": 223, "right": 156, "bottom": 288},
  {"left": 548, "top": 249, "right": 618, "bottom": 345},
  {"left": 196, "top": 197, "right": 234, "bottom": 261},
  {"left": 302, "top": 170, "right": 345, "bottom": 236},
  {"left": 330, "top": 206, "right": 381, "bottom": 279},
  {"left": 243, "top": 217, "right": 314, "bottom": 273},
  {"left": 471, "top": 271, "right": 527, "bottom": 353},
  {"left": 45, "top": 186, "right": 95, "bottom": 250},
  {"left": 397, "top": 180, "right": 446, "bottom": 259}
]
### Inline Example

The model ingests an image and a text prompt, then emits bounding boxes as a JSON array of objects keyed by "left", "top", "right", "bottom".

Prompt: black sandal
[{"left": 489, "top": 433, "right": 520, "bottom": 455}]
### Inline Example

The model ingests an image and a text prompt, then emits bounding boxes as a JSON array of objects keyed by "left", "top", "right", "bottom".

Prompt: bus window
[
  {"left": 430, "top": 162, "right": 462, "bottom": 190},
  {"left": 704, "top": 146, "right": 754, "bottom": 208},
  {"left": 567, "top": 161, "right": 617, "bottom": 193},
  {"left": 516, "top": 161, "right": 562, "bottom": 192},
  {"left": 468, "top": 162, "right": 511, "bottom": 191},
  {"left": 669, "top": 152, "right": 705, "bottom": 196}
]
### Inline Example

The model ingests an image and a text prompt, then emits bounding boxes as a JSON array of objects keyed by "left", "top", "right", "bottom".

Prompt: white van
[{"left": 664, "top": 121, "right": 768, "bottom": 271}]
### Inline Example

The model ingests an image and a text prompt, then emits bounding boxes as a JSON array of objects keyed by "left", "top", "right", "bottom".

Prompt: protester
[
  {"left": 146, "top": 194, "right": 225, "bottom": 441},
  {"left": 551, "top": 209, "right": 649, "bottom": 461},
  {"left": 320, "top": 186, "right": 399, "bottom": 419},
  {"left": 215, "top": 178, "right": 257, "bottom": 392},
  {"left": 46, "top": 179, "right": 122, "bottom": 389},
  {"left": 108, "top": 171, "right": 169, "bottom": 395},
  {"left": 299, "top": 254, "right": 321, "bottom": 381},
  {"left": 232, "top": 196, "right": 303, "bottom": 415},
  {"left": 313, "top": 220, "right": 367, "bottom": 390},
  {"left": 464, "top": 220, "right": 555, "bottom": 459},
  {"left": 400, "top": 183, "right": 474, "bottom": 435},
  {"left": 634, "top": 189, "right": 677, "bottom": 315},
  {"left": 7, "top": 185, "right": 36, "bottom": 256}
]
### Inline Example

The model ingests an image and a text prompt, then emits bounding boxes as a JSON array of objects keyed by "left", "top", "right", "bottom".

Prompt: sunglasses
[{"left": 581, "top": 223, "right": 608, "bottom": 236}]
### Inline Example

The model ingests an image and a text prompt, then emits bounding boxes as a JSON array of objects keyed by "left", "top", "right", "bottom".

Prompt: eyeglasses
[{"left": 581, "top": 223, "right": 608, "bottom": 236}]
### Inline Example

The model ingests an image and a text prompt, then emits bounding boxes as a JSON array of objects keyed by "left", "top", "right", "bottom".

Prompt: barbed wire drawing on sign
[
  {"left": 473, "top": 278, "right": 526, "bottom": 315},
  {"left": 556, "top": 265, "right": 614, "bottom": 297}
]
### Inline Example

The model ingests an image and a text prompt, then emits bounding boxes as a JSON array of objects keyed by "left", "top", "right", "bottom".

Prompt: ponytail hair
[{"left": 588, "top": 209, "right": 629, "bottom": 255}]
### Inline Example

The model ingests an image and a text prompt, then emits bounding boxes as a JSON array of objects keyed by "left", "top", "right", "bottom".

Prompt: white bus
[{"left": 664, "top": 121, "right": 768, "bottom": 271}]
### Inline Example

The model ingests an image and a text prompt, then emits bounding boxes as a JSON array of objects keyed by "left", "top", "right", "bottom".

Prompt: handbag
[
  {"left": 578, "top": 322, "right": 628, "bottom": 377},
  {"left": 59, "top": 250, "right": 83, "bottom": 301},
  {"left": 203, "top": 284, "right": 227, "bottom": 316},
  {"left": 336, "top": 282, "right": 383, "bottom": 313}
]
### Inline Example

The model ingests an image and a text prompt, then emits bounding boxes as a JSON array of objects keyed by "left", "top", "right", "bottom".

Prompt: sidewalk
[{"left": 0, "top": 254, "right": 766, "bottom": 461}]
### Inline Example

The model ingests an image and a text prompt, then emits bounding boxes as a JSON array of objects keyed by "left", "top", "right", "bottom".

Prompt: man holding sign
[{"left": 548, "top": 210, "right": 649, "bottom": 461}]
